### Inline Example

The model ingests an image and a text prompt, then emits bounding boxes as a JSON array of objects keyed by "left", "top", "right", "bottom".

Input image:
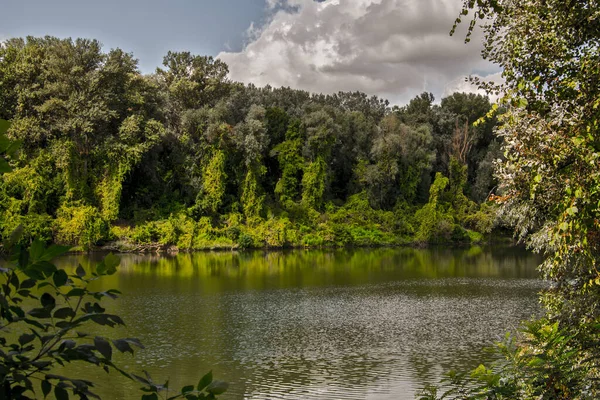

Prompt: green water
[{"left": 53, "top": 246, "right": 543, "bottom": 399}]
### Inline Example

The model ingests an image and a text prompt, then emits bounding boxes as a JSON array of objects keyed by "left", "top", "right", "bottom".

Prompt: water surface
[{"left": 55, "top": 246, "right": 543, "bottom": 399}]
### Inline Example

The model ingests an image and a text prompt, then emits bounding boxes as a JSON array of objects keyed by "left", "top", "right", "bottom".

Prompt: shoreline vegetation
[
  {"left": 0, "top": 37, "right": 504, "bottom": 254},
  {"left": 98, "top": 235, "right": 517, "bottom": 254}
]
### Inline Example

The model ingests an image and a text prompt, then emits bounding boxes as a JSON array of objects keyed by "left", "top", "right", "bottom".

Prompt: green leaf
[
  {"left": 205, "top": 381, "right": 228, "bottom": 395},
  {"left": 112, "top": 339, "right": 134, "bottom": 354},
  {"left": 41, "top": 245, "right": 71, "bottom": 261},
  {"left": 41, "top": 293, "right": 56, "bottom": 310},
  {"left": 518, "top": 97, "right": 528, "bottom": 108},
  {"left": 18, "top": 333, "right": 35, "bottom": 346},
  {"left": 53, "top": 307, "right": 75, "bottom": 319},
  {"left": 10, "top": 272, "right": 20, "bottom": 289},
  {"left": 182, "top": 385, "right": 194, "bottom": 394},
  {"left": 197, "top": 371, "right": 213, "bottom": 391},
  {"left": 18, "top": 244, "right": 30, "bottom": 268},
  {"left": 28, "top": 307, "right": 51, "bottom": 319},
  {"left": 20, "top": 279, "right": 36, "bottom": 289},
  {"left": 0, "top": 157, "right": 10, "bottom": 173},
  {"left": 24, "top": 318, "right": 46, "bottom": 329},
  {"left": 0, "top": 119, "right": 10, "bottom": 135},
  {"left": 5, "top": 225, "right": 24, "bottom": 249},
  {"left": 29, "top": 261, "right": 58, "bottom": 278},
  {"left": 29, "top": 240, "right": 45, "bottom": 263},
  {"left": 55, "top": 386, "right": 69, "bottom": 400},
  {"left": 76, "top": 265, "right": 86, "bottom": 278},
  {"left": 41, "top": 380, "right": 51, "bottom": 398},
  {"left": 103, "top": 253, "right": 120, "bottom": 275},
  {"left": 94, "top": 336, "right": 113, "bottom": 360},
  {"left": 66, "top": 288, "right": 86, "bottom": 297},
  {"left": 4, "top": 139, "right": 21, "bottom": 156},
  {"left": 0, "top": 133, "right": 10, "bottom": 152},
  {"left": 53, "top": 270, "right": 68, "bottom": 287},
  {"left": 112, "top": 338, "right": 143, "bottom": 354}
]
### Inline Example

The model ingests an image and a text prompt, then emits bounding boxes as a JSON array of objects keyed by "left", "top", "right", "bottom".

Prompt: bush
[
  {"left": 417, "top": 319, "right": 600, "bottom": 399},
  {"left": 237, "top": 233, "right": 253, "bottom": 249},
  {"left": 450, "top": 224, "right": 469, "bottom": 242},
  {"left": 1, "top": 197, "right": 54, "bottom": 244},
  {"left": 54, "top": 202, "right": 107, "bottom": 248},
  {"left": 464, "top": 202, "right": 497, "bottom": 234}
]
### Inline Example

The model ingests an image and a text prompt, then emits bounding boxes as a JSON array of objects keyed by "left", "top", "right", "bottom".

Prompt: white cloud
[
  {"left": 443, "top": 71, "right": 505, "bottom": 102},
  {"left": 219, "top": 0, "right": 500, "bottom": 105}
]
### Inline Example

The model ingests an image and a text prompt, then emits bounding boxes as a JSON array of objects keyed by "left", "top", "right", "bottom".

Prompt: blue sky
[
  {"left": 1, "top": 0, "right": 501, "bottom": 104},
  {"left": 1, "top": 0, "right": 266, "bottom": 73}
]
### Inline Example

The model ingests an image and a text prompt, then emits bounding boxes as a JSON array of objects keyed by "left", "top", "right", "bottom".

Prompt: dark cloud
[{"left": 219, "top": 0, "right": 501, "bottom": 105}]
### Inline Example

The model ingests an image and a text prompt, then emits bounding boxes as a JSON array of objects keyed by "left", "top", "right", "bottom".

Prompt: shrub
[
  {"left": 450, "top": 224, "right": 469, "bottom": 242},
  {"left": 1, "top": 197, "right": 53, "bottom": 244},
  {"left": 54, "top": 202, "right": 107, "bottom": 248},
  {"left": 237, "top": 233, "right": 253, "bottom": 249},
  {"left": 464, "top": 202, "right": 497, "bottom": 234}
]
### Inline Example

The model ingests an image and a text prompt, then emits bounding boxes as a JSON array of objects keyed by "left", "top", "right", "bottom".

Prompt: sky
[{"left": 1, "top": 0, "right": 501, "bottom": 105}]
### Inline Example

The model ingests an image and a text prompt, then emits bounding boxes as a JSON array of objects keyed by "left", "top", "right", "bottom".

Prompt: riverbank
[{"left": 86, "top": 228, "right": 515, "bottom": 254}]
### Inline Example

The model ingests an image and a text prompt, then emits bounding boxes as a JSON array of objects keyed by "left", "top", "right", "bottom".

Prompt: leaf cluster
[{"left": 0, "top": 232, "right": 226, "bottom": 399}]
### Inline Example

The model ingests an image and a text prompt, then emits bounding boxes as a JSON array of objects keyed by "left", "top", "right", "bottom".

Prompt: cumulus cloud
[{"left": 218, "top": 0, "right": 501, "bottom": 105}]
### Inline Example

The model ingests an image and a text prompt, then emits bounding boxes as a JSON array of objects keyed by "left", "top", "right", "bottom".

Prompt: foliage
[
  {"left": 301, "top": 157, "right": 327, "bottom": 210},
  {"left": 0, "top": 238, "right": 227, "bottom": 399},
  {"left": 0, "top": 35, "right": 503, "bottom": 249},
  {"left": 196, "top": 150, "right": 227, "bottom": 214},
  {"left": 417, "top": 319, "right": 600, "bottom": 400},
  {"left": 421, "top": 0, "right": 600, "bottom": 398},
  {"left": 241, "top": 167, "right": 265, "bottom": 221},
  {"left": 414, "top": 173, "right": 451, "bottom": 244},
  {"left": 54, "top": 203, "right": 106, "bottom": 250},
  {"left": 0, "top": 119, "right": 19, "bottom": 174},
  {"left": 273, "top": 120, "right": 303, "bottom": 204}
]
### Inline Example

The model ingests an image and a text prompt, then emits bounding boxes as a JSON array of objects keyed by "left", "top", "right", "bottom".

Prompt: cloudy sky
[{"left": 2, "top": 0, "right": 500, "bottom": 105}]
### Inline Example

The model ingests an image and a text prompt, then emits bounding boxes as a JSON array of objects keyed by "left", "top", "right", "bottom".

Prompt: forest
[{"left": 0, "top": 37, "right": 501, "bottom": 250}]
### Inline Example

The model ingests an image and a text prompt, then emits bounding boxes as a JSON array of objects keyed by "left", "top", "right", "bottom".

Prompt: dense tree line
[{"left": 0, "top": 36, "right": 500, "bottom": 250}]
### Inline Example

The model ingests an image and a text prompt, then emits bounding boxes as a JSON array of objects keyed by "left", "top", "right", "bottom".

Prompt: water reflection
[{"left": 55, "top": 246, "right": 543, "bottom": 399}]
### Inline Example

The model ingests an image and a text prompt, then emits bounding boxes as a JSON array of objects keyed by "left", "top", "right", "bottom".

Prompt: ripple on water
[{"left": 54, "top": 249, "right": 544, "bottom": 400}]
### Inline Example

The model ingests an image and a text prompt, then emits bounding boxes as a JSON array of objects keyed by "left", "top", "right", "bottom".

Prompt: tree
[
  {"left": 273, "top": 120, "right": 304, "bottom": 205},
  {"left": 456, "top": 0, "right": 600, "bottom": 326},
  {"left": 157, "top": 52, "right": 230, "bottom": 113},
  {"left": 0, "top": 35, "right": 502, "bottom": 250},
  {"left": 423, "top": 0, "right": 600, "bottom": 397},
  {"left": 1, "top": 131, "right": 226, "bottom": 399}
]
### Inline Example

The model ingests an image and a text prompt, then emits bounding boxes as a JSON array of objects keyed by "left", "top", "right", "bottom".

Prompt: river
[{"left": 54, "top": 246, "right": 543, "bottom": 399}]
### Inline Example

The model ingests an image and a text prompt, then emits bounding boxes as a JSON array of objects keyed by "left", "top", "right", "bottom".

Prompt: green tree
[
  {"left": 424, "top": 0, "right": 600, "bottom": 397},
  {"left": 157, "top": 51, "right": 230, "bottom": 114},
  {"left": 301, "top": 157, "right": 327, "bottom": 210},
  {"left": 273, "top": 120, "right": 304, "bottom": 205},
  {"left": 456, "top": 0, "right": 600, "bottom": 329},
  {"left": 196, "top": 150, "right": 227, "bottom": 214}
]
